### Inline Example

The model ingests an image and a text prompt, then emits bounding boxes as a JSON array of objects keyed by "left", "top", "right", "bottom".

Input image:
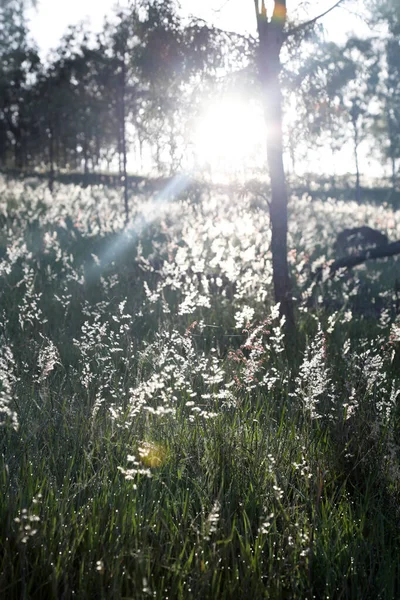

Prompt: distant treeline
[
  {"left": 0, "top": 0, "right": 399, "bottom": 194},
  {"left": 295, "top": 184, "right": 400, "bottom": 208},
  {"left": 3, "top": 167, "right": 400, "bottom": 210},
  {"left": 0, "top": 0, "right": 249, "bottom": 184},
  {"left": 1, "top": 168, "right": 164, "bottom": 191}
]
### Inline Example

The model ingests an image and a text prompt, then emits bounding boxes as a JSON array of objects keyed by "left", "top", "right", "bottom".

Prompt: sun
[{"left": 190, "top": 95, "right": 267, "bottom": 182}]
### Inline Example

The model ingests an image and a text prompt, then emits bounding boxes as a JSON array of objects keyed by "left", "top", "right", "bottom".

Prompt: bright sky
[{"left": 27, "top": 0, "right": 367, "bottom": 57}]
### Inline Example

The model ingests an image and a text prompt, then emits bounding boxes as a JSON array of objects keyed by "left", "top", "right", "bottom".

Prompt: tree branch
[
  {"left": 286, "top": 0, "right": 346, "bottom": 37},
  {"left": 313, "top": 240, "right": 400, "bottom": 281},
  {"left": 187, "top": 17, "right": 254, "bottom": 43}
]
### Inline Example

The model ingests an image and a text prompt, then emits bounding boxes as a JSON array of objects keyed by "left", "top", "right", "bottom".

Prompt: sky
[{"left": 27, "top": 0, "right": 369, "bottom": 58}]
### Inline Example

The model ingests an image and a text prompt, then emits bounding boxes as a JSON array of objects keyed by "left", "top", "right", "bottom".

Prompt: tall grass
[{"left": 0, "top": 176, "right": 400, "bottom": 598}]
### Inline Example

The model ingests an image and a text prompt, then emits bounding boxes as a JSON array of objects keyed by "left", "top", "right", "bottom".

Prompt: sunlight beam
[{"left": 86, "top": 174, "right": 191, "bottom": 282}]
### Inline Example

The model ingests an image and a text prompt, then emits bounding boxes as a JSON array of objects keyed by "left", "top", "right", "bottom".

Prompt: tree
[
  {"left": 0, "top": 0, "right": 36, "bottom": 7},
  {"left": 0, "top": 2, "right": 40, "bottom": 168},
  {"left": 98, "top": 0, "right": 228, "bottom": 221},
  {"left": 254, "top": 1, "right": 352, "bottom": 337},
  {"left": 132, "top": 0, "right": 229, "bottom": 174},
  {"left": 283, "top": 40, "right": 349, "bottom": 187},
  {"left": 382, "top": 37, "right": 400, "bottom": 190},
  {"left": 341, "top": 38, "right": 379, "bottom": 202},
  {"left": 105, "top": 10, "right": 139, "bottom": 223},
  {"left": 254, "top": 0, "right": 295, "bottom": 337},
  {"left": 365, "top": 0, "right": 400, "bottom": 189}
]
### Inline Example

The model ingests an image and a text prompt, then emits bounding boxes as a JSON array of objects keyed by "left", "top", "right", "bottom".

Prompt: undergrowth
[{"left": 1, "top": 177, "right": 400, "bottom": 599}]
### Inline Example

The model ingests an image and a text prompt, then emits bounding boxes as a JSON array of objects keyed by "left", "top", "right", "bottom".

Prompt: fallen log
[{"left": 314, "top": 240, "right": 400, "bottom": 281}]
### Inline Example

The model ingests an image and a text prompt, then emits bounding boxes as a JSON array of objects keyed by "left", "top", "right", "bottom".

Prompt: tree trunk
[
  {"left": 392, "top": 156, "right": 396, "bottom": 191},
  {"left": 48, "top": 125, "right": 54, "bottom": 193},
  {"left": 352, "top": 122, "right": 361, "bottom": 203},
  {"left": 120, "top": 57, "right": 129, "bottom": 225},
  {"left": 83, "top": 137, "right": 89, "bottom": 179},
  {"left": 55, "top": 124, "right": 60, "bottom": 170},
  {"left": 256, "top": 2, "right": 295, "bottom": 337},
  {"left": 13, "top": 131, "right": 22, "bottom": 170},
  {"left": 349, "top": 99, "right": 363, "bottom": 203},
  {"left": 116, "top": 100, "right": 122, "bottom": 176}
]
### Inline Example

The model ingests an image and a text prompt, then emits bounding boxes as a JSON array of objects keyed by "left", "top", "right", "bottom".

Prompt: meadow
[{"left": 1, "top": 175, "right": 400, "bottom": 599}]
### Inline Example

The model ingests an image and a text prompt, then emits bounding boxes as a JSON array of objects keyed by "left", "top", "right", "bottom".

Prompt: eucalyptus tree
[
  {"left": 252, "top": 0, "right": 351, "bottom": 338},
  {"left": 33, "top": 54, "right": 85, "bottom": 187},
  {"left": 379, "top": 38, "right": 400, "bottom": 190},
  {"left": 0, "top": 1, "right": 40, "bottom": 168},
  {"left": 106, "top": 0, "right": 235, "bottom": 220},
  {"left": 284, "top": 40, "right": 352, "bottom": 186},
  {"left": 132, "top": 0, "right": 231, "bottom": 173},
  {"left": 369, "top": 0, "right": 400, "bottom": 190},
  {"left": 106, "top": 9, "right": 141, "bottom": 221},
  {"left": 340, "top": 38, "right": 379, "bottom": 201},
  {"left": 35, "top": 27, "right": 121, "bottom": 182}
]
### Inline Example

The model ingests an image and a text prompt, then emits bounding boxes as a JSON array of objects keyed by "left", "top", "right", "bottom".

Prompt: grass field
[{"left": 1, "top": 175, "right": 400, "bottom": 599}]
